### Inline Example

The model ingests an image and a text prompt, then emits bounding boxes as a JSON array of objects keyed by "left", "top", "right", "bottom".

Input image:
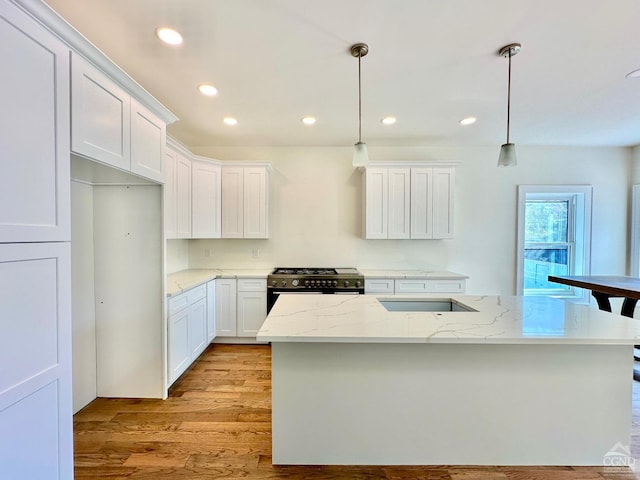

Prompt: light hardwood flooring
[{"left": 74, "top": 344, "right": 640, "bottom": 479}]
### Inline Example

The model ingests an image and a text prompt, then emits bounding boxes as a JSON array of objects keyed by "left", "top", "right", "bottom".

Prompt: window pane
[
  {"left": 524, "top": 201, "right": 568, "bottom": 243},
  {"left": 523, "top": 247, "right": 569, "bottom": 290}
]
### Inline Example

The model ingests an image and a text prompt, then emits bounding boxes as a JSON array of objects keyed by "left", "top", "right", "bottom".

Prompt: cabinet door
[
  {"left": 432, "top": 168, "right": 455, "bottom": 239},
  {"left": 364, "top": 168, "right": 388, "bottom": 239},
  {"left": 0, "top": 4, "right": 70, "bottom": 243},
  {"left": 243, "top": 167, "right": 269, "bottom": 238},
  {"left": 410, "top": 168, "right": 434, "bottom": 239},
  {"left": 388, "top": 168, "right": 410, "bottom": 239},
  {"left": 164, "top": 149, "right": 177, "bottom": 239},
  {"left": 215, "top": 279, "right": 237, "bottom": 336},
  {"left": 364, "top": 279, "right": 395, "bottom": 294},
  {"left": 221, "top": 167, "right": 244, "bottom": 238},
  {"left": 71, "top": 53, "right": 131, "bottom": 171},
  {"left": 206, "top": 280, "right": 216, "bottom": 343},
  {"left": 175, "top": 154, "right": 192, "bottom": 238},
  {"left": 237, "top": 291, "right": 267, "bottom": 337},
  {"left": 189, "top": 298, "right": 207, "bottom": 359},
  {"left": 192, "top": 161, "right": 222, "bottom": 238},
  {"left": 0, "top": 242, "right": 72, "bottom": 480},
  {"left": 130, "top": 98, "right": 166, "bottom": 183},
  {"left": 168, "top": 308, "right": 189, "bottom": 384},
  {"left": 395, "top": 279, "right": 429, "bottom": 294}
]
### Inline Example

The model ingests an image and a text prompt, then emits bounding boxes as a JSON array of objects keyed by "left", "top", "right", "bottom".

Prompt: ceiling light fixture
[
  {"left": 381, "top": 116, "right": 397, "bottom": 125},
  {"left": 351, "top": 43, "right": 369, "bottom": 167},
  {"left": 459, "top": 117, "right": 477, "bottom": 126},
  {"left": 302, "top": 116, "right": 316, "bottom": 125},
  {"left": 198, "top": 84, "right": 218, "bottom": 96},
  {"left": 223, "top": 117, "right": 238, "bottom": 126},
  {"left": 497, "top": 43, "right": 521, "bottom": 167},
  {"left": 155, "top": 27, "right": 183, "bottom": 46}
]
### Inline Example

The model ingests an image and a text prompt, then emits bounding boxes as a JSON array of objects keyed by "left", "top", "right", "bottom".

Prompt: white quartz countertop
[
  {"left": 256, "top": 293, "right": 640, "bottom": 345},
  {"left": 358, "top": 269, "right": 468, "bottom": 279},
  {"left": 166, "top": 268, "right": 271, "bottom": 297}
]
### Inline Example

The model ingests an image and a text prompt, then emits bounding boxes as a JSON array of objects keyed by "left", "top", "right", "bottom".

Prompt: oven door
[{"left": 267, "top": 289, "right": 362, "bottom": 313}]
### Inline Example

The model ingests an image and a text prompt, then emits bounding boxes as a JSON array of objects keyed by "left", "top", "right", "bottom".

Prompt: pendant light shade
[
  {"left": 351, "top": 43, "right": 369, "bottom": 167},
  {"left": 497, "top": 43, "right": 521, "bottom": 167}
]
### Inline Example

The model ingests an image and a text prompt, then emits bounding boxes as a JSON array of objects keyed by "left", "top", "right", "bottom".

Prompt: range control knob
[
  {"left": 356, "top": 280, "right": 362, "bottom": 288},
  {"left": 333, "top": 280, "right": 338, "bottom": 287},
  {"left": 292, "top": 279, "right": 300, "bottom": 287},
  {"left": 281, "top": 280, "right": 287, "bottom": 287},
  {"left": 271, "top": 280, "right": 277, "bottom": 287},
  {"left": 305, "top": 280, "right": 310, "bottom": 287},
  {"left": 344, "top": 280, "right": 350, "bottom": 287}
]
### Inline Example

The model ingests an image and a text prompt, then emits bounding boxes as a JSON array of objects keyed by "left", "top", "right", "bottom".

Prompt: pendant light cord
[
  {"left": 506, "top": 50, "right": 512, "bottom": 144},
  {"left": 358, "top": 53, "right": 362, "bottom": 143}
]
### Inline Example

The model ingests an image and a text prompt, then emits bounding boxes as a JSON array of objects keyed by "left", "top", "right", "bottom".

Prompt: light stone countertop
[
  {"left": 166, "top": 268, "right": 272, "bottom": 297},
  {"left": 358, "top": 269, "right": 468, "bottom": 279},
  {"left": 256, "top": 293, "right": 640, "bottom": 345}
]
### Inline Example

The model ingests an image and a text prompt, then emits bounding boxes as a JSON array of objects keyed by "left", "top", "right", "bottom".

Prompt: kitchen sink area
[{"left": 378, "top": 298, "right": 477, "bottom": 312}]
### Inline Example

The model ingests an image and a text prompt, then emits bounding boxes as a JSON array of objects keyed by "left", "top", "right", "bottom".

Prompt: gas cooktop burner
[{"left": 272, "top": 268, "right": 338, "bottom": 275}]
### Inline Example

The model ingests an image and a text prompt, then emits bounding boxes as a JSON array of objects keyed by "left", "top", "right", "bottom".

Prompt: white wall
[
  {"left": 70, "top": 180, "right": 96, "bottom": 413},
  {"left": 186, "top": 145, "right": 630, "bottom": 295},
  {"left": 166, "top": 239, "right": 189, "bottom": 274}
]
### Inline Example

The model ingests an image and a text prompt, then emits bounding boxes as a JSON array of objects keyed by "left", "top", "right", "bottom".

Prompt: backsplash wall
[{"left": 171, "top": 144, "right": 631, "bottom": 295}]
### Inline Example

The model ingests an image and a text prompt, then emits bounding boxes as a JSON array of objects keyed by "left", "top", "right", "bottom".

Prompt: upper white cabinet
[
  {"left": 71, "top": 53, "right": 166, "bottom": 183},
  {"left": 164, "top": 148, "right": 177, "bottom": 239},
  {"left": 192, "top": 160, "right": 222, "bottom": 238},
  {"left": 175, "top": 153, "right": 192, "bottom": 238},
  {"left": 0, "top": 4, "right": 70, "bottom": 243},
  {"left": 363, "top": 163, "right": 455, "bottom": 240},
  {"left": 222, "top": 166, "right": 269, "bottom": 239}
]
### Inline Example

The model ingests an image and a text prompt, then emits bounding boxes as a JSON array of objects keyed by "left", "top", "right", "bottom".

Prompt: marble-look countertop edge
[
  {"left": 358, "top": 269, "right": 469, "bottom": 279},
  {"left": 166, "top": 268, "right": 271, "bottom": 297}
]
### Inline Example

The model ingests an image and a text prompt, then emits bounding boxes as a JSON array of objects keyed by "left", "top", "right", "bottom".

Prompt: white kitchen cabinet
[
  {"left": 237, "top": 279, "right": 268, "bottom": 337},
  {"left": 365, "top": 278, "right": 466, "bottom": 295},
  {"left": 130, "top": 98, "right": 166, "bottom": 183},
  {"left": 388, "top": 168, "right": 411, "bottom": 239},
  {"left": 164, "top": 148, "right": 177, "bottom": 239},
  {"left": 192, "top": 160, "right": 222, "bottom": 238},
  {"left": 175, "top": 153, "right": 192, "bottom": 238},
  {"left": 71, "top": 53, "right": 166, "bottom": 183},
  {"left": 206, "top": 280, "right": 217, "bottom": 342},
  {"left": 363, "top": 164, "right": 455, "bottom": 240},
  {"left": 167, "top": 284, "right": 207, "bottom": 384},
  {"left": 0, "top": 4, "right": 70, "bottom": 244},
  {"left": 216, "top": 278, "right": 238, "bottom": 336},
  {"left": 71, "top": 53, "right": 131, "bottom": 170},
  {"left": 222, "top": 166, "right": 269, "bottom": 239}
]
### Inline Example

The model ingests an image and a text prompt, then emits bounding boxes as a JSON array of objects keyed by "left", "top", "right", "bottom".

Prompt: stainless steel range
[{"left": 267, "top": 267, "right": 365, "bottom": 313}]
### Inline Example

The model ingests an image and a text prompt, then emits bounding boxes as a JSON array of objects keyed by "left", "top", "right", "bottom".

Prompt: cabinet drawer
[
  {"left": 395, "top": 279, "right": 429, "bottom": 294},
  {"left": 237, "top": 278, "right": 267, "bottom": 292},
  {"left": 364, "top": 279, "right": 395, "bottom": 294},
  {"left": 168, "top": 284, "right": 207, "bottom": 315},
  {"left": 426, "top": 280, "right": 466, "bottom": 293}
]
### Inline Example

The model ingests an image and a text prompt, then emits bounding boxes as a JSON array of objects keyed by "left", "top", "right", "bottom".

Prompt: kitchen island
[{"left": 257, "top": 294, "right": 640, "bottom": 466}]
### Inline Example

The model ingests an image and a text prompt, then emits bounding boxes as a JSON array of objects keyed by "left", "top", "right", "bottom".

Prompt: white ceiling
[{"left": 44, "top": 0, "right": 640, "bottom": 149}]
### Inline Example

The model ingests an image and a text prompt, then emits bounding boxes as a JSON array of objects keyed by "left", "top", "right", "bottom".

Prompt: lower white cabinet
[
  {"left": 206, "top": 280, "right": 216, "bottom": 342},
  {"left": 365, "top": 278, "right": 466, "bottom": 295},
  {"left": 168, "top": 284, "right": 207, "bottom": 385},
  {"left": 216, "top": 278, "right": 238, "bottom": 336},
  {"left": 237, "top": 279, "right": 268, "bottom": 337}
]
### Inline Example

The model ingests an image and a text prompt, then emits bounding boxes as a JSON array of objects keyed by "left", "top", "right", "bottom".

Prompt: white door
[
  {"left": 206, "top": 280, "right": 217, "bottom": 342},
  {"left": 71, "top": 52, "right": 131, "bottom": 170},
  {"left": 243, "top": 167, "right": 268, "bottom": 238},
  {"left": 168, "top": 308, "right": 190, "bottom": 384},
  {"left": 163, "top": 148, "right": 177, "bottom": 239},
  {"left": 221, "top": 167, "right": 244, "bottom": 238},
  {"left": 432, "top": 168, "right": 455, "bottom": 239},
  {"left": 364, "top": 168, "right": 388, "bottom": 239},
  {"left": 215, "top": 279, "right": 237, "bottom": 336},
  {"left": 189, "top": 298, "right": 208, "bottom": 359},
  {"left": 410, "top": 168, "right": 434, "bottom": 239},
  {"left": 130, "top": 98, "right": 166, "bottom": 183},
  {"left": 0, "top": 242, "right": 72, "bottom": 479},
  {"left": 387, "top": 168, "right": 410, "bottom": 239},
  {"left": 0, "top": 3, "right": 70, "bottom": 243},
  {"left": 192, "top": 161, "right": 222, "bottom": 238},
  {"left": 175, "top": 154, "right": 192, "bottom": 238},
  {"left": 237, "top": 291, "right": 268, "bottom": 337}
]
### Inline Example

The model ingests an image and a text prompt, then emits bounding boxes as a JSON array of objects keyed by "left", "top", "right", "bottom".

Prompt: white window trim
[
  {"left": 516, "top": 185, "right": 593, "bottom": 301},
  {"left": 631, "top": 185, "right": 640, "bottom": 277}
]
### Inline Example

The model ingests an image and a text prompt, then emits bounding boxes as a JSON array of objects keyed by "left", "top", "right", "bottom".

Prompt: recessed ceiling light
[
  {"left": 301, "top": 116, "right": 316, "bottom": 125},
  {"left": 459, "top": 117, "right": 477, "bottom": 126},
  {"left": 626, "top": 68, "right": 640, "bottom": 79},
  {"left": 198, "top": 84, "right": 218, "bottom": 96},
  {"left": 381, "top": 116, "right": 397, "bottom": 125},
  {"left": 223, "top": 117, "right": 238, "bottom": 126},
  {"left": 155, "top": 27, "right": 183, "bottom": 46}
]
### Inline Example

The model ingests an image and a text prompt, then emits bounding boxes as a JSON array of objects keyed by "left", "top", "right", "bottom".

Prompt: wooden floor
[{"left": 74, "top": 344, "right": 640, "bottom": 479}]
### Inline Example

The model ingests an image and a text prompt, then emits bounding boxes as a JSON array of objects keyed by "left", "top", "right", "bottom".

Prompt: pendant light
[
  {"left": 351, "top": 43, "right": 369, "bottom": 167},
  {"left": 497, "top": 43, "right": 521, "bottom": 167}
]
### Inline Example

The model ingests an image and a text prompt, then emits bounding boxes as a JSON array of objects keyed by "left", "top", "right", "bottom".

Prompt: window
[{"left": 517, "top": 186, "right": 592, "bottom": 299}]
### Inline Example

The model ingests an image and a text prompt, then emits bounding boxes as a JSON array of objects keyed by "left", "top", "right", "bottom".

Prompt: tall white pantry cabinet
[{"left": 0, "top": 1, "right": 73, "bottom": 478}]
